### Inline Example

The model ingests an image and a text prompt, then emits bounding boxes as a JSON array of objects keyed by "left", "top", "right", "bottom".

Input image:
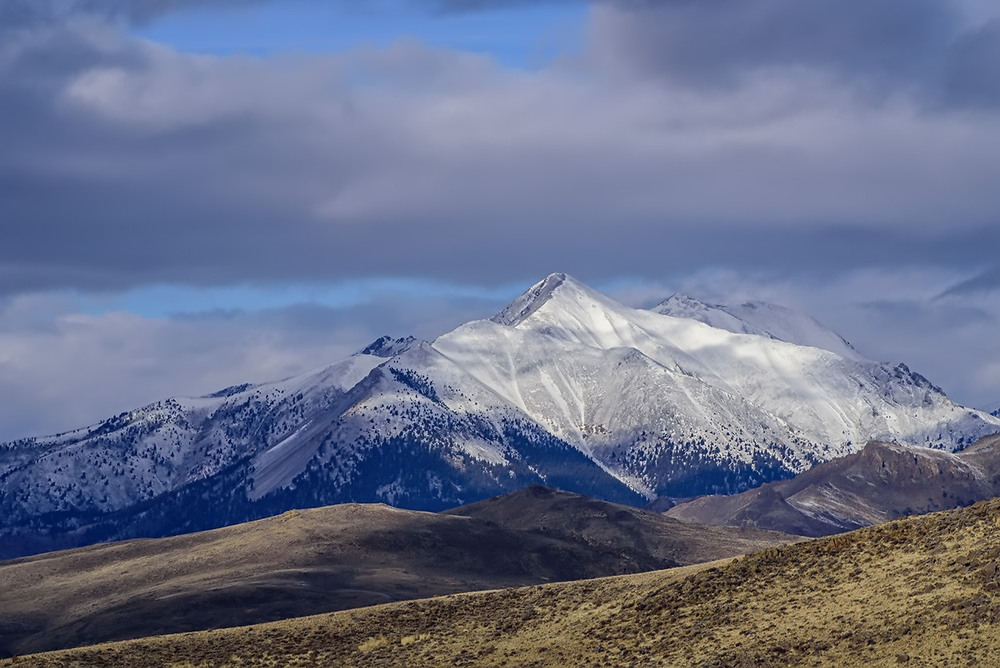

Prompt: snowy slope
[
  {"left": 0, "top": 353, "right": 385, "bottom": 524},
  {"left": 654, "top": 294, "right": 863, "bottom": 360},
  {"left": 478, "top": 275, "right": 994, "bottom": 457},
  {"left": 0, "top": 335, "right": 643, "bottom": 558},
  {"left": 1, "top": 273, "right": 998, "bottom": 559}
]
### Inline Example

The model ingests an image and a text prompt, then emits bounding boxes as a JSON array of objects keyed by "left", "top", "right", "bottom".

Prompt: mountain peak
[
  {"left": 490, "top": 273, "right": 578, "bottom": 326},
  {"left": 358, "top": 335, "right": 418, "bottom": 358},
  {"left": 654, "top": 294, "right": 716, "bottom": 316}
]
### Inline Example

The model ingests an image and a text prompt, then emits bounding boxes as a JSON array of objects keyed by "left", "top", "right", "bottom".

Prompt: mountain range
[{"left": 2, "top": 273, "right": 998, "bottom": 558}]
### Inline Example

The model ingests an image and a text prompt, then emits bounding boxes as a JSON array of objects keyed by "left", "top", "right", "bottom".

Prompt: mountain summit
[
  {"left": 490, "top": 272, "right": 575, "bottom": 326},
  {"left": 2, "top": 274, "right": 998, "bottom": 558}
]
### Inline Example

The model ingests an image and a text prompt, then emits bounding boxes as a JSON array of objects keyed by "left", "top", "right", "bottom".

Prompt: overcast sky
[{"left": 2, "top": 0, "right": 999, "bottom": 441}]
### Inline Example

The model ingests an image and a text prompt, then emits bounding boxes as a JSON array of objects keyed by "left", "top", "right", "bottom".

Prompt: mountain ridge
[
  {"left": 666, "top": 433, "right": 1000, "bottom": 536},
  {"left": 654, "top": 293, "right": 863, "bottom": 360},
  {"left": 1, "top": 273, "right": 997, "bottom": 558},
  {"left": 0, "top": 486, "right": 797, "bottom": 657}
]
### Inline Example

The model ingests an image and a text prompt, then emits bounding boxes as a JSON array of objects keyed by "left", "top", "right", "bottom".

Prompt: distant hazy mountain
[
  {"left": 666, "top": 433, "right": 1000, "bottom": 536},
  {"left": 1, "top": 273, "right": 997, "bottom": 558}
]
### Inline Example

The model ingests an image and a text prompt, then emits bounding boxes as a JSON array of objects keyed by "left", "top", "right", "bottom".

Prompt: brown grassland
[
  {"left": 6, "top": 498, "right": 1000, "bottom": 667},
  {"left": 0, "top": 488, "right": 795, "bottom": 656}
]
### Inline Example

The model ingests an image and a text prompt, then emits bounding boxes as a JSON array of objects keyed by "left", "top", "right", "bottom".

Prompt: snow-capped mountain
[
  {"left": 2, "top": 273, "right": 998, "bottom": 558},
  {"left": 654, "top": 294, "right": 862, "bottom": 360}
]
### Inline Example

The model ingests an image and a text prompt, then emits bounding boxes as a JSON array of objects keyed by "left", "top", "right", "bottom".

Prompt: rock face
[
  {"left": 1, "top": 273, "right": 998, "bottom": 558},
  {"left": 666, "top": 434, "right": 1000, "bottom": 536}
]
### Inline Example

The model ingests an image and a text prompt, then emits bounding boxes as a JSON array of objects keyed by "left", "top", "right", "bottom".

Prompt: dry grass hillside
[
  {"left": 445, "top": 484, "right": 794, "bottom": 566},
  {"left": 9, "top": 497, "right": 1000, "bottom": 667},
  {"left": 0, "top": 487, "right": 794, "bottom": 657}
]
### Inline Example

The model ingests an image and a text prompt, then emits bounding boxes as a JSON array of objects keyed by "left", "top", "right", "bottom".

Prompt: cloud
[
  {"left": 422, "top": 0, "right": 583, "bottom": 11},
  {"left": 587, "top": 0, "right": 957, "bottom": 87},
  {"left": 3, "top": 14, "right": 1000, "bottom": 298},
  {"left": 0, "top": 0, "right": 271, "bottom": 29},
  {"left": 850, "top": 293, "right": 1000, "bottom": 408},
  {"left": 587, "top": 0, "right": 1000, "bottom": 110},
  {"left": 0, "top": 297, "right": 346, "bottom": 441},
  {"left": 0, "top": 0, "right": 581, "bottom": 30},
  {"left": 938, "top": 265, "right": 1000, "bottom": 298},
  {"left": 941, "top": 18, "right": 1000, "bottom": 108}
]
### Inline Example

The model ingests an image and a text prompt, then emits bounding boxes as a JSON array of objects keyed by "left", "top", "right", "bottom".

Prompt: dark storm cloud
[
  {"left": 0, "top": 0, "right": 570, "bottom": 26},
  {"left": 422, "top": 0, "right": 580, "bottom": 11},
  {"left": 0, "top": 0, "right": 269, "bottom": 28},
  {"left": 0, "top": 19, "right": 387, "bottom": 292},
  {"left": 1, "top": 0, "right": 999, "bottom": 296},
  {"left": 847, "top": 292, "right": 1000, "bottom": 407},
  {"left": 589, "top": 0, "right": 1000, "bottom": 110},
  {"left": 619, "top": 225, "right": 1000, "bottom": 282},
  {"left": 591, "top": 0, "right": 957, "bottom": 87},
  {"left": 99, "top": 0, "right": 269, "bottom": 24},
  {"left": 941, "top": 19, "right": 1000, "bottom": 108}
]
